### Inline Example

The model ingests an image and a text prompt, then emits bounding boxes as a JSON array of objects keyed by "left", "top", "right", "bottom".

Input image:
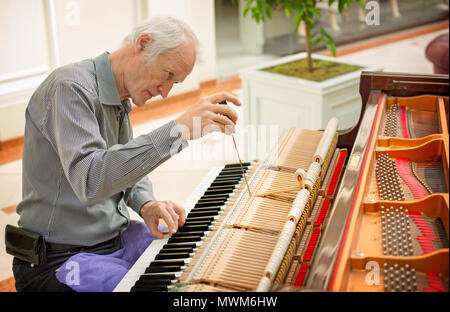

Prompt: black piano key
[
  {"left": 195, "top": 200, "right": 227, "bottom": 207},
  {"left": 198, "top": 193, "right": 231, "bottom": 199},
  {"left": 159, "top": 246, "right": 194, "bottom": 253},
  {"left": 196, "top": 193, "right": 231, "bottom": 206},
  {"left": 216, "top": 174, "right": 243, "bottom": 179},
  {"left": 205, "top": 185, "right": 235, "bottom": 191},
  {"left": 162, "top": 242, "right": 197, "bottom": 249},
  {"left": 167, "top": 235, "right": 202, "bottom": 244},
  {"left": 189, "top": 206, "right": 222, "bottom": 212},
  {"left": 185, "top": 216, "right": 215, "bottom": 223},
  {"left": 184, "top": 217, "right": 213, "bottom": 222},
  {"left": 212, "top": 175, "right": 242, "bottom": 180},
  {"left": 183, "top": 221, "right": 213, "bottom": 227},
  {"left": 195, "top": 201, "right": 226, "bottom": 208},
  {"left": 150, "top": 260, "right": 185, "bottom": 267},
  {"left": 223, "top": 167, "right": 247, "bottom": 172},
  {"left": 224, "top": 162, "right": 251, "bottom": 168},
  {"left": 209, "top": 178, "right": 241, "bottom": 185},
  {"left": 198, "top": 194, "right": 230, "bottom": 199},
  {"left": 145, "top": 265, "right": 182, "bottom": 273},
  {"left": 218, "top": 168, "right": 245, "bottom": 176},
  {"left": 187, "top": 210, "right": 219, "bottom": 217},
  {"left": 184, "top": 221, "right": 214, "bottom": 227},
  {"left": 216, "top": 169, "right": 243, "bottom": 174},
  {"left": 204, "top": 188, "right": 234, "bottom": 196},
  {"left": 209, "top": 180, "right": 239, "bottom": 187},
  {"left": 221, "top": 166, "right": 249, "bottom": 172},
  {"left": 155, "top": 252, "right": 191, "bottom": 260},
  {"left": 177, "top": 225, "right": 210, "bottom": 232},
  {"left": 170, "top": 231, "right": 206, "bottom": 239},
  {"left": 136, "top": 278, "right": 174, "bottom": 285},
  {"left": 217, "top": 170, "right": 244, "bottom": 175},
  {"left": 205, "top": 184, "right": 237, "bottom": 190},
  {"left": 131, "top": 285, "right": 167, "bottom": 292},
  {"left": 140, "top": 273, "right": 177, "bottom": 280}
]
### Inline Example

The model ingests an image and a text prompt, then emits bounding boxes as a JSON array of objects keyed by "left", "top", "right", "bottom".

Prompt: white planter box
[{"left": 239, "top": 52, "right": 383, "bottom": 134}]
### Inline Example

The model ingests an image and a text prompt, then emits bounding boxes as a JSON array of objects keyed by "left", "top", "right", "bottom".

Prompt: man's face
[{"left": 126, "top": 38, "right": 195, "bottom": 107}]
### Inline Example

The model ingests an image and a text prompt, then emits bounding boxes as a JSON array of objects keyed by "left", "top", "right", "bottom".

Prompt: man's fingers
[
  {"left": 171, "top": 202, "right": 186, "bottom": 226},
  {"left": 147, "top": 218, "right": 163, "bottom": 239},
  {"left": 165, "top": 201, "right": 182, "bottom": 231},
  {"left": 159, "top": 206, "right": 178, "bottom": 236},
  {"left": 212, "top": 112, "right": 235, "bottom": 127},
  {"left": 211, "top": 104, "right": 238, "bottom": 124},
  {"left": 207, "top": 91, "right": 242, "bottom": 107},
  {"left": 141, "top": 201, "right": 186, "bottom": 238}
]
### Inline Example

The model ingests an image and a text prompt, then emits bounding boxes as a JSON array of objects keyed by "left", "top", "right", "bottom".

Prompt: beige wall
[{"left": 0, "top": 0, "right": 217, "bottom": 142}]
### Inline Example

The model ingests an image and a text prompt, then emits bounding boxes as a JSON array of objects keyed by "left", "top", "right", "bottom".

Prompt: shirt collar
[
  {"left": 93, "top": 52, "right": 131, "bottom": 112},
  {"left": 121, "top": 98, "right": 133, "bottom": 113}
]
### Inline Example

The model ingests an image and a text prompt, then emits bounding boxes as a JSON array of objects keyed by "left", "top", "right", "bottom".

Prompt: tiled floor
[{"left": 0, "top": 24, "right": 447, "bottom": 291}]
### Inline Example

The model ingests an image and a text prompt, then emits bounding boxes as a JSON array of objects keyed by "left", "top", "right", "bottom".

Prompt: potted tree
[{"left": 238, "top": 0, "right": 383, "bottom": 132}]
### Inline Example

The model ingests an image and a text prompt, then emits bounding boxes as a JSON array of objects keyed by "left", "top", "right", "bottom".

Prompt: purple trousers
[{"left": 55, "top": 220, "right": 157, "bottom": 292}]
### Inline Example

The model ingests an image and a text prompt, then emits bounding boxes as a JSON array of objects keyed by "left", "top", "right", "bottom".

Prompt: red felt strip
[
  {"left": 400, "top": 105, "right": 409, "bottom": 138},
  {"left": 314, "top": 200, "right": 331, "bottom": 226},
  {"left": 396, "top": 158, "right": 428, "bottom": 199},
  {"left": 293, "top": 265, "right": 309, "bottom": 287},
  {"left": 327, "top": 150, "right": 347, "bottom": 196},
  {"left": 426, "top": 272, "right": 445, "bottom": 291}
]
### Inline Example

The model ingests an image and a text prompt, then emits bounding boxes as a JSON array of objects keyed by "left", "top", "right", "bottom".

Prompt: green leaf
[
  {"left": 257, "top": 0, "right": 264, "bottom": 13},
  {"left": 311, "top": 7, "right": 322, "bottom": 17},
  {"left": 293, "top": 9, "right": 304, "bottom": 26},
  {"left": 320, "top": 28, "right": 333, "bottom": 41},
  {"left": 285, "top": 7, "right": 292, "bottom": 17},
  {"left": 311, "top": 37, "right": 323, "bottom": 48},
  {"left": 356, "top": 0, "right": 365, "bottom": 8},
  {"left": 266, "top": 6, "right": 273, "bottom": 18},
  {"left": 243, "top": 6, "right": 250, "bottom": 17},
  {"left": 326, "top": 40, "right": 337, "bottom": 57}
]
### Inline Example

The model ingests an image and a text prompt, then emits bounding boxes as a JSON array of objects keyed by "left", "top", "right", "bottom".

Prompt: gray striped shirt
[{"left": 17, "top": 52, "right": 187, "bottom": 246}]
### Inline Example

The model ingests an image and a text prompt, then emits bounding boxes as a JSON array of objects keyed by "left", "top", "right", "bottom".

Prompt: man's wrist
[{"left": 139, "top": 200, "right": 153, "bottom": 218}]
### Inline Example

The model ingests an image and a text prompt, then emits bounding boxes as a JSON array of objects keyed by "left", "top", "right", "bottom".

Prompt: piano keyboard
[{"left": 113, "top": 162, "right": 253, "bottom": 292}]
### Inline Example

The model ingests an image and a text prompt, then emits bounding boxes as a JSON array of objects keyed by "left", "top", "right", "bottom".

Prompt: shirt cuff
[
  {"left": 129, "top": 192, "right": 154, "bottom": 217},
  {"left": 149, "top": 120, "right": 188, "bottom": 161}
]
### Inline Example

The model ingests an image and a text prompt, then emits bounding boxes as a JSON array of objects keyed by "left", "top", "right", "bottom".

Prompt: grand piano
[{"left": 115, "top": 72, "right": 449, "bottom": 292}]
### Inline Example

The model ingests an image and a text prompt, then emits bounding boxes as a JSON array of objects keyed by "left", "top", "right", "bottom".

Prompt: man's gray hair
[{"left": 123, "top": 16, "right": 201, "bottom": 64}]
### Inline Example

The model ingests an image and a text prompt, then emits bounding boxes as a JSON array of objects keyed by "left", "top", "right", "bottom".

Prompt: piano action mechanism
[{"left": 116, "top": 72, "right": 449, "bottom": 292}]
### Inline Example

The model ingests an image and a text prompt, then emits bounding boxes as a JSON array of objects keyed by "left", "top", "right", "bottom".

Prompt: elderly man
[{"left": 9, "top": 16, "right": 241, "bottom": 292}]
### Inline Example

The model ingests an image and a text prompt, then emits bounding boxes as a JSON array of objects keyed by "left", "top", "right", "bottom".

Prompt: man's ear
[{"left": 135, "top": 33, "right": 152, "bottom": 53}]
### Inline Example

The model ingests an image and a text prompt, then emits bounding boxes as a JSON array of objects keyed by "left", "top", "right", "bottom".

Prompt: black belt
[{"left": 45, "top": 235, "right": 121, "bottom": 254}]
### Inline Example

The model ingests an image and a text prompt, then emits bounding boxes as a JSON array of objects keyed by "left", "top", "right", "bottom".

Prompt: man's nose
[{"left": 158, "top": 82, "right": 173, "bottom": 98}]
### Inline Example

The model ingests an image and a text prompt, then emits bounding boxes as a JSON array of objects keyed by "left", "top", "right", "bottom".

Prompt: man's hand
[
  {"left": 140, "top": 200, "right": 186, "bottom": 238},
  {"left": 175, "top": 91, "right": 242, "bottom": 141}
]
